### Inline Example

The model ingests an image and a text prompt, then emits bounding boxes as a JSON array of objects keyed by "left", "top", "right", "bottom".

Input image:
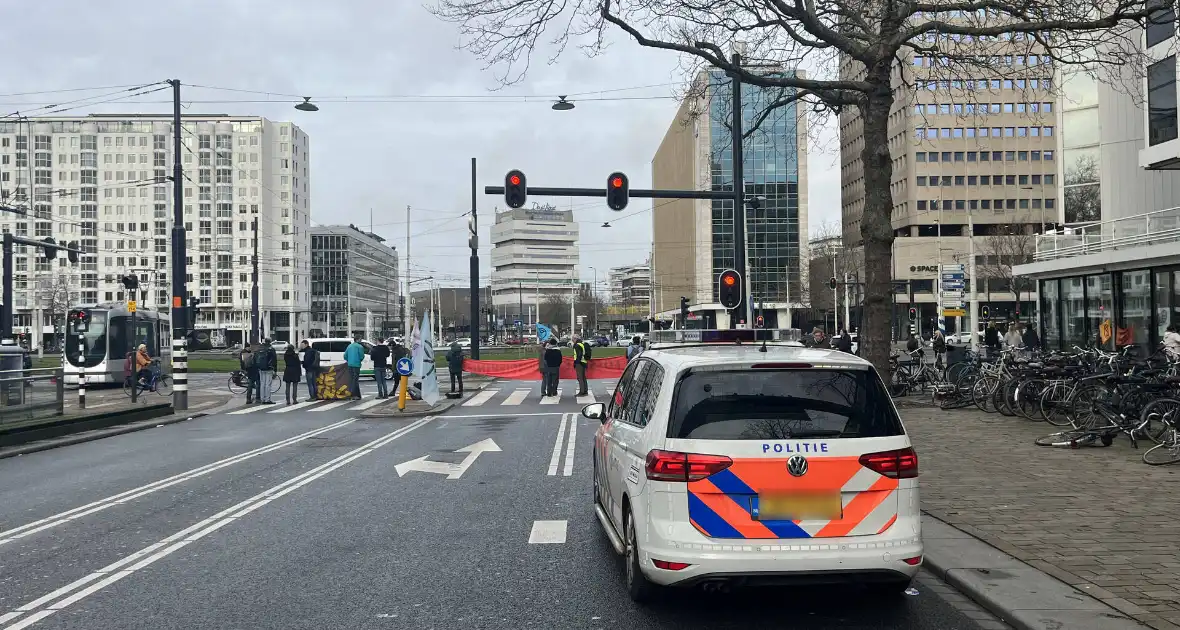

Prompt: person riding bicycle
[{"left": 134, "top": 344, "right": 153, "bottom": 389}]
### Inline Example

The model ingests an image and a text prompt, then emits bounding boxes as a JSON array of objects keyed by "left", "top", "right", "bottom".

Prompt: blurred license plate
[{"left": 757, "top": 493, "right": 842, "bottom": 520}]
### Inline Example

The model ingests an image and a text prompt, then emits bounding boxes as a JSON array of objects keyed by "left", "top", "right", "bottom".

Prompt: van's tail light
[
  {"left": 645, "top": 450, "right": 732, "bottom": 482},
  {"left": 859, "top": 447, "right": 919, "bottom": 479}
]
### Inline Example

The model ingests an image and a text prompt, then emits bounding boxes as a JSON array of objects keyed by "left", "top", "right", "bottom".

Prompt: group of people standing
[{"left": 538, "top": 335, "right": 592, "bottom": 397}]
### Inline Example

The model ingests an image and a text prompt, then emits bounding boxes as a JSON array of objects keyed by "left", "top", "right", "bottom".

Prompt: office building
[
  {"left": 651, "top": 67, "right": 809, "bottom": 328},
  {"left": 1014, "top": 26, "right": 1180, "bottom": 352},
  {"left": 839, "top": 41, "right": 1061, "bottom": 334},
  {"left": 309, "top": 224, "right": 399, "bottom": 339},
  {"left": 608, "top": 262, "right": 651, "bottom": 310},
  {"left": 489, "top": 205, "right": 579, "bottom": 324},
  {"left": 0, "top": 114, "right": 310, "bottom": 344}
]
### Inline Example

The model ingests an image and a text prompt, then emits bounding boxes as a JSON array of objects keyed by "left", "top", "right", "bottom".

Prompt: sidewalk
[{"left": 904, "top": 404, "right": 1180, "bottom": 629}]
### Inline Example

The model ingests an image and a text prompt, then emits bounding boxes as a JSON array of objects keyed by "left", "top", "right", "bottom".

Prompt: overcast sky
[{"left": 2, "top": 0, "right": 841, "bottom": 290}]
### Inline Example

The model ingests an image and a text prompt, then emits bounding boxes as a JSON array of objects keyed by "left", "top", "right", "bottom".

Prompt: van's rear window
[{"left": 667, "top": 369, "right": 904, "bottom": 440}]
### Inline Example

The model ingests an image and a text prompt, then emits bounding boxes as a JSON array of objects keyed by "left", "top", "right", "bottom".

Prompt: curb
[
  {"left": 921, "top": 513, "right": 1155, "bottom": 630},
  {"left": 0, "top": 411, "right": 207, "bottom": 460}
]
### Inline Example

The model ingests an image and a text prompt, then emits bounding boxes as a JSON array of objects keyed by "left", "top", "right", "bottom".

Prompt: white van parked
[{"left": 303, "top": 338, "right": 394, "bottom": 381}]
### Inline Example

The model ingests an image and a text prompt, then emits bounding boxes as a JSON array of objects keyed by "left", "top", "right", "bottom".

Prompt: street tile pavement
[{"left": 902, "top": 404, "right": 1180, "bottom": 630}]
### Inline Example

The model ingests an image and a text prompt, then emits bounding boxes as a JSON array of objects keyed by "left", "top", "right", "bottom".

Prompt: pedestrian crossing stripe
[{"left": 223, "top": 383, "right": 616, "bottom": 414}]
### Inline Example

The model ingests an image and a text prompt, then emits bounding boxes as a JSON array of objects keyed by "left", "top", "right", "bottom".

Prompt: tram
[{"left": 63, "top": 303, "right": 171, "bottom": 385}]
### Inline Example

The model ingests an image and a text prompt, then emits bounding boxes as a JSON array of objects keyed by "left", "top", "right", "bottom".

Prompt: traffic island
[{"left": 359, "top": 376, "right": 495, "bottom": 419}]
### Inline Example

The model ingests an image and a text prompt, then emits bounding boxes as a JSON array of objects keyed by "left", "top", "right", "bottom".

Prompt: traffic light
[
  {"left": 67, "top": 241, "right": 78, "bottom": 264},
  {"left": 187, "top": 296, "right": 201, "bottom": 328},
  {"left": 908, "top": 307, "right": 917, "bottom": 322},
  {"left": 41, "top": 237, "right": 57, "bottom": 260},
  {"left": 755, "top": 314, "right": 765, "bottom": 328},
  {"left": 828, "top": 276, "right": 837, "bottom": 290},
  {"left": 679, "top": 296, "right": 689, "bottom": 323},
  {"left": 606, "top": 172, "right": 629, "bottom": 211},
  {"left": 981, "top": 305, "right": 990, "bottom": 319},
  {"left": 718, "top": 269, "right": 742, "bottom": 309},
  {"left": 70, "top": 309, "right": 90, "bottom": 333},
  {"left": 504, "top": 170, "right": 527, "bottom": 208},
  {"left": 120, "top": 274, "right": 139, "bottom": 290}
]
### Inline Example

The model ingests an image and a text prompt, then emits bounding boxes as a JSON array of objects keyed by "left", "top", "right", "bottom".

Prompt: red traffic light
[
  {"left": 722, "top": 274, "right": 736, "bottom": 286},
  {"left": 509, "top": 174, "right": 521, "bottom": 186},
  {"left": 718, "top": 269, "right": 741, "bottom": 309},
  {"left": 611, "top": 176, "right": 624, "bottom": 188}
]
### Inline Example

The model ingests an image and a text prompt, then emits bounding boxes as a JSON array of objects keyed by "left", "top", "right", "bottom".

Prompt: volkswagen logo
[{"left": 786, "top": 455, "right": 808, "bottom": 477}]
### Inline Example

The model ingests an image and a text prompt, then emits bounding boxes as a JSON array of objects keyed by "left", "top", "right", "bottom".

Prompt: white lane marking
[
  {"left": 436, "top": 412, "right": 565, "bottom": 419},
  {"left": 350, "top": 397, "right": 391, "bottom": 411},
  {"left": 0, "top": 416, "right": 435, "bottom": 629},
  {"left": 575, "top": 392, "right": 595, "bottom": 404},
  {"left": 462, "top": 389, "right": 499, "bottom": 407},
  {"left": 546, "top": 413, "right": 570, "bottom": 476},
  {"left": 539, "top": 389, "right": 562, "bottom": 405},
  {"left": 312, "top": 400, "right": 350, "bottom": 412},
  {"left": 562, "top": 414, "right": 578, "bottom": 477},
  {"left": 227, "top": 404, "right": 269, "bottom": 415},
  {"left": 501, "top": 389, "right": 529, "bottom": 406},
  {"left": 0, "top": 418, "right": 356, "bottom": 546},
  {"left": 528, "top": 520, "right": 568, "bottom": 544},
  {"left": 269, "top": 400, "right": 320, "bottom": 414}
]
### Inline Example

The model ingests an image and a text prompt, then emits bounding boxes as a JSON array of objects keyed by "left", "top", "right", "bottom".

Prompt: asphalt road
[{"left": 0, "top": 378, "right": 1006, "bottom": 630}]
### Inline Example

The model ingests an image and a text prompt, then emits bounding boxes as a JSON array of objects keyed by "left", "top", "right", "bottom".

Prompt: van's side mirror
[{"left": 582, "top": 402, "right": 606, "bottom": 422}]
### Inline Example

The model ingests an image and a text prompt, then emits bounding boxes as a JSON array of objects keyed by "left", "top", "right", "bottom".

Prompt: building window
[
  {"left": 1148, "top": 0, "right": 1177, "bottom": 48},
  {"left": 1148, "top": 56, "right": 1179, "bottom": 146}
]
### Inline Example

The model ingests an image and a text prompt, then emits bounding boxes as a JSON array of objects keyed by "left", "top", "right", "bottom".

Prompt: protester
[
  {"left": 543, "top": 338, "right": 563, "bottom": 397},
  {"left": 572, "top": 334, "right": 589, "bottom": 396},
  {"left": 344, "top": 335, "right": 366, "bottom": 400},
  {"left": 834, "top": 328, "right": 853, "bottom": 353},
  {"left": 300, "top": 340, "right": 320, "bottom": 400},
  {"left": 626, "top": 335, "right": 643, "bottom": 361},
  {"left": 240, "top": 343, "right": 259, "bottom": 404},
  {"left": 257, "top": 339, "right": 278, "bottom": 404},
  {"left": 371, "top": 338, "right": 391, "bottom": 399},
  {"left": 446, "top": 341, "right": 465, "bottom": 394},
  {"left": 282, "top": 345, "right": 302, "bottom": 404}
]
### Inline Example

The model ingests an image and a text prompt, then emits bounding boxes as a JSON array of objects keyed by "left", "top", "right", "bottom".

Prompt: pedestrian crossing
[{"left": 222, "top": 382, "right": 616, "bottom": 415}]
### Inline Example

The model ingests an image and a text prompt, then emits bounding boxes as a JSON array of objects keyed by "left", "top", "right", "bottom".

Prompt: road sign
[
  {"left": 514, "top": 319, "right": 522, "bottom": 327},
  {"left": 943, "top": 308, "right": 966, "bottom": 317},
  {"left": 941, "top": 273, "right": 965, "bottom": 280},
  {"left": 396, "top": 357, "right": 413, "bottom": 376},
  {"left": 942, "top": 264, "right": 965, "bottom": 271},
  {"left": 127, "top": 300, "right": 137, "bottom": 313},
  {"left": 394, "top": 438, "right": 501, "bottom": 479}
]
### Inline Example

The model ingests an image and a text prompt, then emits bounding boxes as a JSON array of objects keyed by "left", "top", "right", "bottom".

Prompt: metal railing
[
  {"left": 1034, "top": 206, "right": 1180, "bottom": 262},
  {"left": 0, "top": 367, "right": 64, "bottom": 430}
]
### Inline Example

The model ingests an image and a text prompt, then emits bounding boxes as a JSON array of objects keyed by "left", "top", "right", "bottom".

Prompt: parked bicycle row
[{"left": 894, "top": 344, "right": 1180, "bottom": 466}]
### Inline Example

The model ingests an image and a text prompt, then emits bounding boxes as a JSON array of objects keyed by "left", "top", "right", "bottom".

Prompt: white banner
[
  {"left": 419, "top": 312, "right": 439, "bottom": 406},
  {"left": 410, "top": 319, "right": 423, "bottom": 377}
]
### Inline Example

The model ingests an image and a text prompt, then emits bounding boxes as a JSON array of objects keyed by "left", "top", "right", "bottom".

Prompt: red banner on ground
[{"left": 462, "top": 355, "right": 628, "bottom": 380}]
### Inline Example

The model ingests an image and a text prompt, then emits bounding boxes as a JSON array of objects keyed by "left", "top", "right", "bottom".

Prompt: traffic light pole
[
  {"left": 168, "top": 79, "right": 190, "bottom": 411},
  {"left": 1, "top": 233, "right": 83, "bottom": 337},
  {"left": 729, "top": 52, "right": 751, "bottom": 329},
  {"left": 469, "top": 157, "right": 480, "bottom": 360}
]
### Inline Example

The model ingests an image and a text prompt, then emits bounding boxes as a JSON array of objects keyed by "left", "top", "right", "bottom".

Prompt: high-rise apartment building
[
  {"left": 652, "top": 68, "right": 809, "bottom": 328},
  {"left": 840, "top": 42, "right": 1056, "bottom": 333},
  {"left": 608, "top": 263, "right": 651, "bottom": 310},
  {"left": 489, "top": 205, "right": 579, "bottom": 324},
  {"left": 309, "top": 225, "right": 399, "bottom": 339},
  {"left": 0, "top": 114, "right": 310, "bottom": 345}
]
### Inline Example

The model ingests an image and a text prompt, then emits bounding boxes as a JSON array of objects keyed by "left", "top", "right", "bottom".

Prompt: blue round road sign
[{"left": 396, "top": 357, "right": 413, "bottom": 376}]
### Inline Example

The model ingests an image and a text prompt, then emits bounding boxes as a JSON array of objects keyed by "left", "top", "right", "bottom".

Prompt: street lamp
[
  {"left": 295, "top": 97, "right": 319, "bottom": 112},
  {"left": 552, "top": 96, "right": 575, "bottom": 111}
]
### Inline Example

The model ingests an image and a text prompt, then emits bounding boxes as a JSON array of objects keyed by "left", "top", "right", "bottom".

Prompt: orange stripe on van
[
  {"left": 728, "top": 457, "right": 863, "bottom": 492},
  {"left": 876, "top": 514, "right": 898, "bottom": 534},
  {"left": 815, "top": 477, "right": 897, "bottom": 538},
  {"left": 690, "top": 478, "right": 776, "bottom": 539}
]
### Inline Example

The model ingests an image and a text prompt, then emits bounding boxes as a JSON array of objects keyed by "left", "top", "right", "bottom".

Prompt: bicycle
[
  {"left": 124, "top": 359, "right": 172, "bottom": 398},
  {"left": 228, "top": 369, "right": 281, "bottom": 396}
]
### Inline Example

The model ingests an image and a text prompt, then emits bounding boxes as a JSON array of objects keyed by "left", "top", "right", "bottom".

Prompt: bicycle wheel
[
  {"left": 1040, "top": 384, "right": 1074, "bottom": 427},
  {"left": 228, "top": 374, "right": 247, "bottom": 395},
  {"left": 154, "top": 375, "right": 172, "bottom": 396},
  {"left": 1142, "top": 429, "right": 1180, "bottom": 465},
  {"left": 972, "top": 376, "right": 998, "bottom": 412},
  {"left": 1015, "top": 379, "right": 1046, "bottom": 421},
  {"left": 1140, "top": 397, "right": 1180, "bottom": 444},
  {"left": 269, "top": 373, "right": 282, "bottom": 394},
  {"left": 1070, "top": 383, "right": 1112, "bottom": 430},
  {"left": 123, "top": 378, "right": 135, "bottom": 397},
  {"left": 1035, "top": 429, "right": 1099, "bottom": 448}
]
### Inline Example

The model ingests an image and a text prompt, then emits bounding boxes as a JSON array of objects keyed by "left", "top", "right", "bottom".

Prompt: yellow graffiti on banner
[
  {"left": 1099, "top": 319, "right": 1112, "bottom": 345},
  {"left": 315, "top": 364, "right": 353, "bottom": 400}
]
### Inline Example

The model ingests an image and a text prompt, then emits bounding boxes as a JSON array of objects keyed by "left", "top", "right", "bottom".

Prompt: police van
[{"left": 582, "top": 329, "right": 921, "bottom": 601}]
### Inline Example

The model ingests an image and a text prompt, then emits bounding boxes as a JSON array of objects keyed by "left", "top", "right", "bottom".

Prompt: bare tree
[
  {"left": 430, "top": 0, "right": 1159, "bottom": 372},
  {"left": 539, "top": 293, "right": 569, "bottom": 330},
  {"left": 977, "top": 228, "right": 1037, "bottom": 312},
  {"left": 1064, "top": 153, "right": 1102, "bottom": 224}
]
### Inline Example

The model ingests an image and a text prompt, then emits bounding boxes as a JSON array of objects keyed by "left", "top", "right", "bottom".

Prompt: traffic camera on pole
[
  {"left": 606, "top": 172, "right": 629, "bottom": 211},
  {"left": 718, "top": 269, "right": 742, "bottom": 309},
  {"left": 504, "top": 170, "right": 527, "bottom": 208}
]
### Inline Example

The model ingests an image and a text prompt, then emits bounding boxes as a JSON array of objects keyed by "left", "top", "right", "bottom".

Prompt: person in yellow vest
[{"left": 572, "top": 335, "right": 590, "bottom": 396}]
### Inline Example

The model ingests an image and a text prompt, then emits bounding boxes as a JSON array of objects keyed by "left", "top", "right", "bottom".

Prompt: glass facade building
[
  {"left": 1038, "top": 268, "right": 1178, "bottom": 353},
  {"left": 706, "top": 70, "right": 803, "bottom": 312},
  {"left": 309, "top": 225, "right": 399, "bottom": 338}
]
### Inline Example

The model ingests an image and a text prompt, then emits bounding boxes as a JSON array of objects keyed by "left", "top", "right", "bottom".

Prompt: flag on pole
[
  {"left": 420, "top": 311, "right": 439, "bottom": 406},
  {"left": 410, "top": 318, "right": 423, "bottom": 377},
  {"left": 536, "top": 323, "right": 553, "bottom": 343}
]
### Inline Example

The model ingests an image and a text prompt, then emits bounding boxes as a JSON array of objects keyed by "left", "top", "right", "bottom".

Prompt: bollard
[
  {"left": 398, "top": 374, "right": 408, "bottom": 411},
  {"left": 78, "top": 366, "right": 86, "bottom": 410}
]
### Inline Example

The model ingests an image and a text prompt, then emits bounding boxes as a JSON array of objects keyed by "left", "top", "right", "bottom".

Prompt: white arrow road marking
[{"left": 394, "top": 438, "right": 501, "bottom": 480}]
